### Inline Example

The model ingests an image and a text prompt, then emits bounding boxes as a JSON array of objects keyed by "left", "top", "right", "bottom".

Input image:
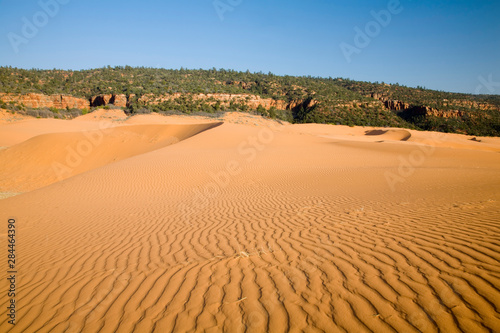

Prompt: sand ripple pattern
[{"left": 1, "top": 123, "right": 500, "bottom": 332}]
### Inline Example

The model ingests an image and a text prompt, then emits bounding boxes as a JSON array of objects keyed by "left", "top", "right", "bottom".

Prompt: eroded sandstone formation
[
  {"left": 137, "top": 93, "right": 314, "bottom": 111},
  {"left": 368, "top": 93, "right": 483, "bottom": 118},
  {"left": 90, "top": 94, "right": 127, "bottom": 107},
  {"left": 0, "top": 93, "right": 89, "bottom": 109},
  {"left": 2, "top": 91, "right": 489, "bottom": 120}
]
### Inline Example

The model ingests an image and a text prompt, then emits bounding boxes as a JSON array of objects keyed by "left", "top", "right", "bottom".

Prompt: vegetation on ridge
[{"left": 0, "top": 66, "right": 499, "bottom": 136}]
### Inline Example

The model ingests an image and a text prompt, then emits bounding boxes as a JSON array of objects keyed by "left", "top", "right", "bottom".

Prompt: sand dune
[
  {"left": 364, "top": 129, "right": 412, "bottom": 141},
  {"left": 0, "top": 118, "right": 124, "bottom": 147},
  {"left": 0, "top": 109, "right": 27, "bottom": 125},
  {"left": 1, "top": 112, "right": 500, "bottom": 332},
  {"left": 73, "top": 108, "right": 129, "bottom": 122},
  {"left": 289, "top": 123, "right": 500, "bottom": 152},
  {"left": 0, "top": 122, "right": 221, "bottom": 192}
]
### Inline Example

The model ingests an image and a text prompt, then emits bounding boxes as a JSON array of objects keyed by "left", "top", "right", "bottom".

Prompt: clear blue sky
[{"left": 0, "top": 0, "right": 499, "bottom": 94}]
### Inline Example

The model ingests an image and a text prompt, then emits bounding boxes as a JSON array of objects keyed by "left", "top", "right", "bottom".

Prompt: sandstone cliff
[
  {"left": 369, "top": 93, "right": 410, "bottom": 111},
  {"left": 0, "top": 93, "right": 89, "bottom": 109},
  {"left": 1, "top": 91, "right": 491, "bottom": 120},
  {"left": 368, "top": 93, "right": 480, "bottom": 118},
  {"left": 136, "top": 93, "right": 314, "bottom": 111},
  {"left": 401, "top": 106, "right": 470, "bottom": 119},
  {"left": 90, "top": 94, "right": 127, "bottom": 108}
]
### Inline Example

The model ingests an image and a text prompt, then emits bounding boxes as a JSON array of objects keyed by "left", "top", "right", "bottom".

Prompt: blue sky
[{"left": 0, "top": 0, "right": 499, "bottom": 94}]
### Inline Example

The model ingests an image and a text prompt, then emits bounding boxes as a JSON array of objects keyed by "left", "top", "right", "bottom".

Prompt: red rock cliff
[
  {"left": 90, "top": 94, "right": 127, "bottom": 108},
  {"left": 0, "top": 93, "right": 89, "bottom": 109},
  {"left": 1, "top": 92, "right": 316, "bottom": 112},
  {"left": 137, "top": 93, "right": 313, "bottom": 111}
]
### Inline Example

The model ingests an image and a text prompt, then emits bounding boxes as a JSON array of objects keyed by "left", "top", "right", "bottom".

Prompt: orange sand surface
[{"left": 1, "top": 110, "right": 499, "bottom": 332}]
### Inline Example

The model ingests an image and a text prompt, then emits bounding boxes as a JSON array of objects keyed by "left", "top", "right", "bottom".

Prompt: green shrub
[
  {"left": 257, "top": 104, "right": 267, "bottom": 117},
  {"left": 268, "top": 106, "right": 277, "bottom": 119}
]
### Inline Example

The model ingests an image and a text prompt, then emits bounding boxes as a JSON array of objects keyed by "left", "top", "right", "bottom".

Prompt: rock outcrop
[
  {"left": 0, "top": 93, "right": 89, "bottom": 109},
  {"left": 369, "top": 93, "right": 410, "bottom": 111},
  {"left": 368, "top": 93, "right": 475, "bottom": 118},
  {"left": 396, "top": 105, "right": 473, "bottom": 120},
  {"left": 1, "top": 92, "right": 317, "bottom": 113},
  {"left": 408, "top": 106, "right": 467, "bottom": 119},
  {"left": 383, "top": 99, "right": 410, "bottom": 111},
  {"left": 448, "top": 99, "right": 497, "bottom": 111},
  {"left": 90, "top": 94, "right": 127, "bottom": 107},
  {"left": 110, "top": 94, "right": 127, "bottom": 107},
  {"left": 136, "top": 93, "right": 312, "bottom": 111},
  {"left": 90, "top": 94, "right": 112, "bottom": 107}
]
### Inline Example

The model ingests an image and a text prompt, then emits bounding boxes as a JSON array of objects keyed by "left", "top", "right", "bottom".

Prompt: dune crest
[
  {"left": 364, "top": 129, "right": 412, "bottom": 141},
  {"left": 0, "top": 122, "right": 221, "bottom": 193}
]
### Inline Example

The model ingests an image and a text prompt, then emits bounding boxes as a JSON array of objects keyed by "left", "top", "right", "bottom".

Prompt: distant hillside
[{"left": 1, "top": 66, "right": 499, "bottom": 136}]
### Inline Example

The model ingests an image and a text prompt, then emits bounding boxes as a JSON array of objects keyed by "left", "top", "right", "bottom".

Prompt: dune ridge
[
  {"left": 0, "top": 122, "right": 222, "bottom": 193},
  {"left": 1, "top": 113, "right": 499, "bottom": 332}
]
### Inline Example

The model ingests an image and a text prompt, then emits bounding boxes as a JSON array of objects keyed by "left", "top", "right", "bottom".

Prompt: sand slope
[
  {"left": 1, "top": 113, "right": 500, "bottom": 332},
  {"left": 0, "top": 123, "right": 222, "bottom": 193}
]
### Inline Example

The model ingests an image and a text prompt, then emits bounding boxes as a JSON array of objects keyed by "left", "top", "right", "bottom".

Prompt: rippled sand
[{"left": 1, "top": 110, "right": 499, "bottom": 332}]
